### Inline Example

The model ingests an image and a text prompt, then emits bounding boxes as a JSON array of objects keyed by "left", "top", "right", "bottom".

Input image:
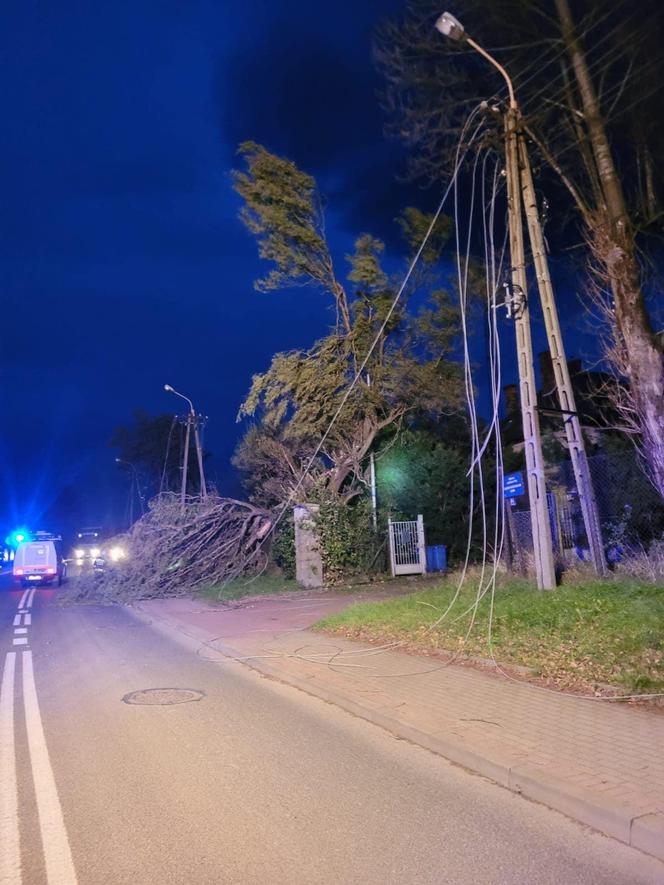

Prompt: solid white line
[
  {"left": 22, "top": 651, "right": 78, "bottom": 885},
  {"left": 13, "top": 615, "right": 20, "bottom": 627},
  {"left": 14, "top": 629, "right": 27, "bottom": 635},
  {"left": 0, "top": 653, "right": 20, "bottom": 885},
  {"left": 18, "top": 589, "right": 28, "bottom": 609},
  {"left": 12, "top": 639, "right": 27, "bottom": 647},
  {"left": 26, "top": 589, "right": 36, "bottom": 609}
]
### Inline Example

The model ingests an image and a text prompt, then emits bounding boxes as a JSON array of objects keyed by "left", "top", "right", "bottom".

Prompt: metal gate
[{"left": 388, "top": 515, "right": 426, "bottom": 576}]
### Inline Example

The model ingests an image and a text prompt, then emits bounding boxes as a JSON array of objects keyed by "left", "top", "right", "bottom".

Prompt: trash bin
[{"left": 426, "top": 545, "right": 447, "bottom": 573}]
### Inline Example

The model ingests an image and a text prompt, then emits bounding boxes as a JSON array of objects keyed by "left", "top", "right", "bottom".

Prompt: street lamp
[
  {"left": 434, "top": 12, "right": 605, "bottom": 584},
  {"left": 164, "top": 383, "right": 195, "bottom": 415},
  {"left": 163, "top": 383, "right": 208, "bottom": 503},
  {"left": 434, "top": 13, "right": 516, "bottom": 108}
]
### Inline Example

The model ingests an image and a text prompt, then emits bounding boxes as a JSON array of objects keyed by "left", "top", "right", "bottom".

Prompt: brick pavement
[{"left": 134, "top": 593, "right": 664, "bottom": 864}]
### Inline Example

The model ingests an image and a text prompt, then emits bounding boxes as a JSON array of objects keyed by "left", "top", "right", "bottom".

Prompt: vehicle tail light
[
  {"left": 46, "top": 567, "right": 56, "bottom": 575},
  {"left": 15, "top": 568, "right": 24, "bottom": 575}
]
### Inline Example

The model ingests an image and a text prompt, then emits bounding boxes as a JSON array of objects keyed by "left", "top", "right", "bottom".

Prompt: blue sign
[{"left": 503, "top": 471, "right": 525, "bottom": 499}]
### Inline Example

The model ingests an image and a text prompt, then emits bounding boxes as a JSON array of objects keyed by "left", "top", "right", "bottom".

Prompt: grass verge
[
  {"left": 195, "top": 574, "right": 303, "bottom": 603},
  {"left": 314, "top": 571, "right": 664, "bottom": 695}
]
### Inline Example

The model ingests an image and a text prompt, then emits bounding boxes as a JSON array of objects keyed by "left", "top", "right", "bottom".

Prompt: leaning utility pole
[
  {"left": 181, "top": 414, "right": 191, "bottom": 511},
  {"left": 504, "top": 107, "right": 557, "bottom": 590},
  {"left": 192, "top": 414, "right": 208, "bottom": 500},
  {"left": 518, "top": 136, "right": 606, "bottom": 575}
]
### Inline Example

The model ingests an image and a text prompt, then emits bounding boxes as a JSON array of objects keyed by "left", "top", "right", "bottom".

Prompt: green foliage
[
  {"left": 232, "top": 141, "right": 337, "bottom": 297},
  {"left": 232, "top": 142, "right": 466, "bottom": 507},
  {"left": 377, "top": 425, "right": 495, "bottom": 560},
  {"left": 271, "top": 512, "right": 296, "bottom": 579},
  {"left": 315, "top": 571, "right": 664, "bottom": 693},
  {"left": 314, "top": 496, "right": 382, "bottom": 584},
  {"left": 396, "top": 207, "right": 453, "bottom": 265}
]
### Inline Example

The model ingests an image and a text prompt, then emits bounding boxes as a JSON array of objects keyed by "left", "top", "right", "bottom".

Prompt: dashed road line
[
  {"left": 4, "top": 588, "right": 77, "bottom": 883},
  {"left": 22, "top": 651, "right": 77, "bottom": 884},
  {"left": 0, "top": 652, "right": 20, "bottom": 885}
]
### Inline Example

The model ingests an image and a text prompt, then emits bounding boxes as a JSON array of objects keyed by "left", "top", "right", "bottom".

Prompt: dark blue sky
[{"left": 1, "top": 0, "right": 598, "bottom": 535}]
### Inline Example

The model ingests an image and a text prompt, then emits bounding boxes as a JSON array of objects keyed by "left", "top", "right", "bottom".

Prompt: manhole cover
[{"left": 122, "top": 688, "right": 205, "bottom": 706}]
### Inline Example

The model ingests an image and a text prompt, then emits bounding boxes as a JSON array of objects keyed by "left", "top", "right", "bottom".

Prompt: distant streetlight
[{"left": 163, "top": 384, "right": 207, "bottom": 504}]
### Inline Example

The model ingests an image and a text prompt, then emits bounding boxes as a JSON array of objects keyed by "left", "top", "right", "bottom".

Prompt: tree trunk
[{"left": 555, "top": 0, "right": 664, "bottom": 497}]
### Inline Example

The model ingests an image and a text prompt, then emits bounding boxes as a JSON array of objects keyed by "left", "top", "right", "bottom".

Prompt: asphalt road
[{"left": 1, "top": 579, "right": 663, "bottom": 885}]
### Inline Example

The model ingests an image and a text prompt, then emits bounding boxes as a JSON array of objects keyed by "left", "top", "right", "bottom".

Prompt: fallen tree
[{"left": 65, "top": 493, "right": 273, "bottom": 603}]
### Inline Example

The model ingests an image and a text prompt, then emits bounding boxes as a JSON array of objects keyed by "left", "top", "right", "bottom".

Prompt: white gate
[{"left": 388, "top": 515, "right": 426, "bottom": 576}]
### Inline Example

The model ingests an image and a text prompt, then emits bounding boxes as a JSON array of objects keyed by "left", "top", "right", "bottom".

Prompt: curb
[{"left": 131, "top": 602, "right": 664, "bottom": 866}]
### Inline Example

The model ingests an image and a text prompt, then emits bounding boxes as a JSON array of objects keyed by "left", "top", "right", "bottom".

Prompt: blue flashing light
[{"left": 6, "top": 528, "right": 31, "bottom": 548}]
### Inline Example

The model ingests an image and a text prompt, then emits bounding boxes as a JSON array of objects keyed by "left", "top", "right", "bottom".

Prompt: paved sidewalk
[{"left": 133, "top": 592, "right": 664, "bottom": 865}]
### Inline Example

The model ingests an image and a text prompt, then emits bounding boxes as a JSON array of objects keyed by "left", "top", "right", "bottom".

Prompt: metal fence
[{"left": 507, "top": 450, "right": 664, "bottom": 566}]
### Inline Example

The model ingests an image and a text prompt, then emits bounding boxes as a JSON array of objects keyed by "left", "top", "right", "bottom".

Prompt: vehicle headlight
[
  {"left": 75, "top": 548, "right": 84, "bottom": 557},
  {"left": 76, "top": 559, "right": 83, "bottom": 566},
  {"left": 90, "top": 548, "right": 101, "bottom": 558},
  {"left": 109, "top": 546, "right": 126, "bottom": 562}
]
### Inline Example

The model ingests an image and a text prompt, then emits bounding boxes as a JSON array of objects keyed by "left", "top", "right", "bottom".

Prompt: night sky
[{"left": 2, "top": 0, "right": 598, "bottom": 536}]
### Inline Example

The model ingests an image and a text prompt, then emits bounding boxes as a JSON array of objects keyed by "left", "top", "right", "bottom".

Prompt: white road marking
[
  {"left": 22, "top": 651, "right": 78, "bottom": 885},
  {"left": 0, "top": 653, "right": 20, "bottom": 885},
  {"left": 12, "top": 639, "right": 27, "bottom": 647},
  {"left": 23, "top": 614, "right": 31, "bottom": 626},
  {"left": 13, "top": 615, "right": 20, "bottom": 627},
  {"left": 26, "top": 589, "right": 36, "bottom": 609},
  {"left": 18, "top": 589, "right": 29, "bottom": 609},
  {"left": 14, "top": 629, "right": 27, "bottom": 635}
]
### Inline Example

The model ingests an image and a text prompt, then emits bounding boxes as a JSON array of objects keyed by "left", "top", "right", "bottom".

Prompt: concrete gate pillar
[{"left": 293, "top": 503, "right": 323, "bottom": 589}]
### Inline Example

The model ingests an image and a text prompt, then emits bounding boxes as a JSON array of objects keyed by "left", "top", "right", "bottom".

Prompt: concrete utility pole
[
  {"left": 115, "top": 458, "right": 145, "bottom": 526},
  {"left": 518, "top": 137, "right": 606, "bottom": 575},
  {"left": 165, "top": 384, "right": 208, "bottom": 506},
  {"left": 181, "top": 414, "right": 191, "bottom": 510},
  {"left": 436, "top": 12, "right": 556, "bottom": 589},
  {"left": 192, "top": 415, "right": 208, "bottom": 499},
  {"left": 504, "top": 107, "right": 557, "bottom": 590},
  {"left": 435, "top": 10, "right": 607, "bottom": 584}
]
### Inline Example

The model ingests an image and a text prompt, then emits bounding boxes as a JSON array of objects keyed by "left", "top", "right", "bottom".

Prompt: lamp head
[
  {"left": 435, "top": 12, "right": 465, "bottom": 41},
  {"left": 164, "top": 384, "right": 174, "bottom": 392}
]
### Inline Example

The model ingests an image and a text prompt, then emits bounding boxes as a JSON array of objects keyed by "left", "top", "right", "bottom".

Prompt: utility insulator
[{"left": 502, "top": 279, "right": 526, "bottom": 319}]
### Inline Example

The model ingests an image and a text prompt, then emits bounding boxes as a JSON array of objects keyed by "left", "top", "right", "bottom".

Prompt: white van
[{"left": 13, "top": 538, "right": 67, "bottom": 587}]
